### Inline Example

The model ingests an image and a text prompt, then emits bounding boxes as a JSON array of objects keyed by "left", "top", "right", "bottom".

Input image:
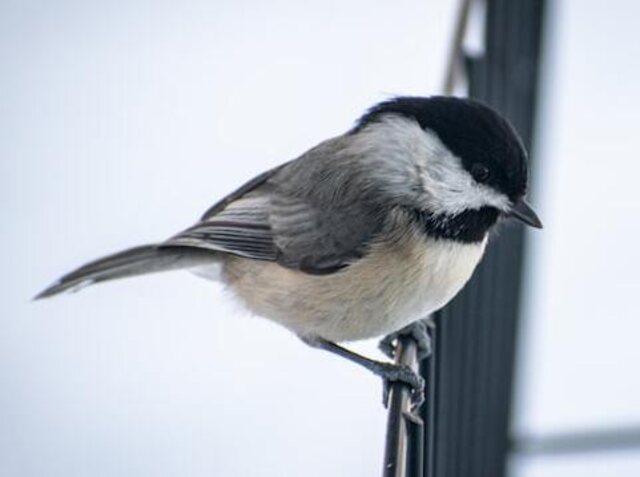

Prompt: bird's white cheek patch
[
  {"left": 416, "top": 129, "right": 510, "bottom": 214},
  {"left": 467, "top": 183, "right": 511, "bottom": 212}
]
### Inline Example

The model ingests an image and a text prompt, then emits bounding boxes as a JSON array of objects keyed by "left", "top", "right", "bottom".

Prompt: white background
[{"left": 2, "top": 1, "right": 639, "bottom": 476}]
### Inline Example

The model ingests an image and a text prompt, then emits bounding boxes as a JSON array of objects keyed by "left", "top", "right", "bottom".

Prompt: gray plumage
[
  {"left": 36, "top": 96, "right": 540, "bottom": 345},
  {"left": 34, "top": 245, "right": 216, "bottom": 299},
  {"left": 36, "top": 121, "right": 414, "bottom": 298}
]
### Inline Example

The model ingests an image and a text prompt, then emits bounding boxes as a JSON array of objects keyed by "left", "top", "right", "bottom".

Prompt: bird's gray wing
[
  {"left": 164, "top": 187, "right": 278, "bottom": 261},
  {"left": 164, "top": 136, "right": 387, "bottom": 273}
]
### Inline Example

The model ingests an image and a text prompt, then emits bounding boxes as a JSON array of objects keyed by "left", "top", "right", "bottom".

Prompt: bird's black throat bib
[{"left": 411, "top": 206, "right": 499, "bottom": 243}]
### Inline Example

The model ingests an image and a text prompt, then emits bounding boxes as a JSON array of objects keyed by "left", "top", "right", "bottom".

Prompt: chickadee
[{"left": 36, "top": 96, "right": 541, "bottom": 403}]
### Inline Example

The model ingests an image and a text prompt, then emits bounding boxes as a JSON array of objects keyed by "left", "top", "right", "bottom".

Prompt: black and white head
[{"left": 354, "top": 96, "right": 542, "bottom": 242}]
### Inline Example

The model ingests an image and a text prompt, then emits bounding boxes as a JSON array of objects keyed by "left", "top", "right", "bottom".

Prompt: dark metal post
[
  {"left": 421, "top": 1, "right": 547, "bottom": 477},
  {"left": 383, "top": 336, "right": 423, "bottom": 477}
]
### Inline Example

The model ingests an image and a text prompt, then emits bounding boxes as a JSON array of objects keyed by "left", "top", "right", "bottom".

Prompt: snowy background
[{"left": 2, "top": 0, "right": 639, "bottom": 476}]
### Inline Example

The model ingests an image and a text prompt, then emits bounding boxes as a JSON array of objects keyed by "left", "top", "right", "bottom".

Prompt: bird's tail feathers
[{"left": 35, "top": 245, "right": 218, "bottom": 299}]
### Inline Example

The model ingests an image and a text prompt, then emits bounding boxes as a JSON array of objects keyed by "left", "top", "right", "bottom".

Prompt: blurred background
[{"left": 1, "top": 0, "right": 639, "bottom": 476}]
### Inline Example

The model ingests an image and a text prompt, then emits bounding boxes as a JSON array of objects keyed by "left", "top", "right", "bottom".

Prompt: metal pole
[
  {"left": 421, "top": 1, "right": 548, "bottom": 476},
  {"left": 382, "top": 337, "right": 421, "bottom": 477},
  {"left": 443, "top": 0, "right": 474, "bottom": 95}
]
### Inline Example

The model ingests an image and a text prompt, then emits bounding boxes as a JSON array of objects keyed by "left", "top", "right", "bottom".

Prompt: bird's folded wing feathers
[
  {"left": 165, "top": 193, "right": 277, "bottom": 261},
  {"left": 268, "top": 192, "right": 382, "bottom": 273},
  {"left": 164, "top": 138, "right": 385, "bottom": 274}
]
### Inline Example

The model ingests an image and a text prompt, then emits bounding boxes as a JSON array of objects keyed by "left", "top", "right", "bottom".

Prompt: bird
[{"left": 36, "top": 95, "right": 542, "bottom": 405}]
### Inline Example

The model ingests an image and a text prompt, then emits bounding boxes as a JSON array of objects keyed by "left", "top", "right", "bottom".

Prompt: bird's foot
[
  {"left": 374, "top": 362, "right": 425, "bottom": 410},
  {"left": 300, "top": 335, "right": 425, "bottom": 409},
  {"left": 379, "top": 318, "right": 434, "bottom": 361}
]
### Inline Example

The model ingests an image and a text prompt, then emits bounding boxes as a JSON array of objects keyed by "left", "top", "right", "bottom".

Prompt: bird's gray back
[{"left": 166, "top": 117, "right": 427, "bottom": 274}]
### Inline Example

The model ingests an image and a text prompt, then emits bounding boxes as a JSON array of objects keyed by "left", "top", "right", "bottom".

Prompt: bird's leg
[
  {"left": 378, "top": 318, "right": 434, "bottom": 361},
  {"left": 301, "top": 336, "right": 425, "bottom": 407}
]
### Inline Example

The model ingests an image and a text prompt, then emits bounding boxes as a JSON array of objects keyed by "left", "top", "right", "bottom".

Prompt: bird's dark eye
[{"left": 471, "top": 163, "right": 490, "bottom": 183}]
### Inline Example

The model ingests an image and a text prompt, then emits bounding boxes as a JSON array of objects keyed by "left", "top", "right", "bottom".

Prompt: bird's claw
[
  {"left": 379, "top": 362, "right": 426, "bottom": 410},
  {"left": 379, "top": 319, "right": 434, "bottom": 361}
]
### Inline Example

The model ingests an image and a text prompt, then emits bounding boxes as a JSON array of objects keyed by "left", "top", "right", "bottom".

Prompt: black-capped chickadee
[{"left": 36, "top": 96, "right": 542, "bottom": 403}]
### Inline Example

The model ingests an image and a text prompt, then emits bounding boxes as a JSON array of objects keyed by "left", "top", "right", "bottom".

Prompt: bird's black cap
[{"left": 355, "top": 96, "right": 530, "bottom": 202}]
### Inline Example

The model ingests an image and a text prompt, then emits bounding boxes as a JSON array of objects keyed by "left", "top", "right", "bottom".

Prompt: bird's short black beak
[{"left": 508, "top": 199, "right": 543, "bottom": 229}]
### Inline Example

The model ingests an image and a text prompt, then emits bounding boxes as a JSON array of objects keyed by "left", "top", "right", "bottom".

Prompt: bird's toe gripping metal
[
  {"left": 377, "top": 362, "right": 426, "bottom": 409},
  {"left": 379, "top": 318, "right": 434, "bottom": 361}
]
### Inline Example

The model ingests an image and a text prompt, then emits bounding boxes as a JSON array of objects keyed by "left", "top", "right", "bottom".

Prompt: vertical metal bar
[
  {"left": 443, "top": 0, "right": 474, "bottom": 94},
  {"left": 405, "top": 410, "right": 425, "bottom": 477},
  {"left": 383, "top": 337, "right": 421, "bottom": 477},
  {"left": 421, "top": 1, "right": 548, "bottom": 476}
]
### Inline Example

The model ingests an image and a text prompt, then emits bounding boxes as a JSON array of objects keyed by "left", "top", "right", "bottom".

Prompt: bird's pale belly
[{"left": 221, "top": 233, "right": 487, "bottom": 342}]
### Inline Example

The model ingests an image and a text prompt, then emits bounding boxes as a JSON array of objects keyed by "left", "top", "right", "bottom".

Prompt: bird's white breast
[{"left": 220, "top": 229, "right": 487, "bottom": 342}]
